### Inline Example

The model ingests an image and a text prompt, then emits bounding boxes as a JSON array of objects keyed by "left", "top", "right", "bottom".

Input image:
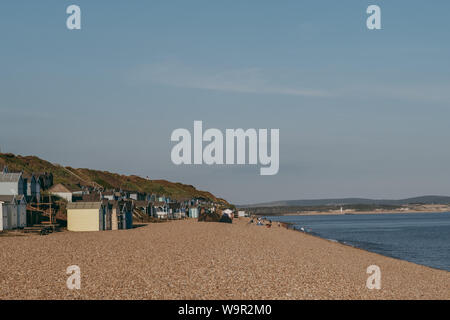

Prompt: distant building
[
  {"left": 129, "top": 193, "right": 138, "bottom": 201},
  {"left": 101, "top": 191, "right": 115, "bottom": 201},
  {"left": 81, "top": 192, "right": 101, "bottom": 202},
  {"left": 129, "top": 192, "right": 146, "bottom": 201},
  {"left": 169, "top": 202, "right": 183, "bottom": 219},
  {"left": 150, "top": 201, "right": 169, "bottom": 219},
  {"left": 48, "top": 183, "right": 81, "bottom": 202},
  {"left": 134, "top": 200, "right": 150, "bottom": 215}
]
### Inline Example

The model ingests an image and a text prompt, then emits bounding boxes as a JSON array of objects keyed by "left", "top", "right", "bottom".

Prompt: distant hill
[
  {"left": 0, "top": 153, "right": 228, "bottom": 204},
  {"left": 242, "top": 196, "right": 450, "bottom": 208}
]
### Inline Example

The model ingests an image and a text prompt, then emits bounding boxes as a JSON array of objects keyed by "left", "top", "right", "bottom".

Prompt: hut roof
[
  {"left": 67, "top": 202, "right": 102, "bottom": 210},
  {"left": 0, "top": 194, "right": 25, "bottom": 203},
  {"left": 49, "top": 183, "right": 81, "bottom": 193},
  {"left": 0, "top": 172, "right": 22, "bottom": 183},
  {"left": 150, "top": 201, "right": 167, "bottom": 207}
]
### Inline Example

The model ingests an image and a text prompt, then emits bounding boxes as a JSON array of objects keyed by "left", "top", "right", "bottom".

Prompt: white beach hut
[
  {"left": 0, "top": 195, "right": 27, "bottom": 230},
  {"left": 188, "top": 206, "right": 199, "bottom": 219},
  {"left": 16, "top": 195, "right": 26, "bottom": 228},
  {"left": 222, "top": 208, "right": 233, "bottom": 218},
  {"left": 0, "top": 201, "right": 6, "bottom": 231}
]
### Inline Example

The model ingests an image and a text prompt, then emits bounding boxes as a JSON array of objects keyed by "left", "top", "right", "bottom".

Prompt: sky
[{"left": 1, "top": 1, "right": 450, "bottom": 204}]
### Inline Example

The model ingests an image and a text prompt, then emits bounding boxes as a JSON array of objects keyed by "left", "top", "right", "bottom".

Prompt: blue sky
[{"left": 1, "top": 1, "right": 450, "bottom": 204}]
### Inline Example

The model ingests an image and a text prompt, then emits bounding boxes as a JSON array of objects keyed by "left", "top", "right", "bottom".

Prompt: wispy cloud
[
  {"left": 129, "top": 62, "right": 450, "bottom": 104},
  {"left": 130, "top": 62, "right": 329, "bottom": 97}
]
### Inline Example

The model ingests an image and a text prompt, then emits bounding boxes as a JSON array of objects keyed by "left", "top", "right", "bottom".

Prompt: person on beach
[{"left": 256, "top": 217, "right": 263, "bottom": 226}]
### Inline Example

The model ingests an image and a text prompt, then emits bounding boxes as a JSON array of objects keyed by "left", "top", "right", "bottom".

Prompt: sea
[{"left": 266, "top": 212, "right": 450, "bottom": 271}]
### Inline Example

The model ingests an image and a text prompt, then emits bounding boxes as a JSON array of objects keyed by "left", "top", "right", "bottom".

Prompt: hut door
[
  {"left": 118, "top": 214, "right": 123, "bottom": 230},
  {"left": 7, "top": 207, "right": 12, "bottom": 230},
  {"left": 3, "top": 209, "right": 8, "bottom": 230}
]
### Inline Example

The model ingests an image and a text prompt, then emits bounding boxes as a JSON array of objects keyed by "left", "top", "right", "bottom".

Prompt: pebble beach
[{"left": 0, "top": 218, "right": 448, "bottom": 300}]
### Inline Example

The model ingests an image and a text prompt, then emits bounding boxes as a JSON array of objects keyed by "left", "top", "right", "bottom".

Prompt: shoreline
[
  {"left": 0, "top": 218, "right": 448, "bottom": 299},
  {"left": 261, "top": 210, "right": 450, "bottom": 216}
]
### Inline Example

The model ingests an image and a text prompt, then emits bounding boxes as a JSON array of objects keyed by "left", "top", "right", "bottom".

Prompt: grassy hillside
[{"left": 0, "top": 153, "right": 228, "bottom": 204}]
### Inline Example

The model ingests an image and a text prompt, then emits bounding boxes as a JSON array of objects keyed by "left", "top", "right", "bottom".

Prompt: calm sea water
[{"left": 266, "top": 212, "right": 450, "bottom": 271}]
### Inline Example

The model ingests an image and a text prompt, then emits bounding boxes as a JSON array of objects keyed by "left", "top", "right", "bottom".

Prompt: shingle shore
[{"left": 0, "top": 219, "right": 448, "bottom": 299}]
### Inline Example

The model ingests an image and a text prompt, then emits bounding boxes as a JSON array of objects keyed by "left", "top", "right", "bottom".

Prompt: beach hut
[
  {"left": 169, "top": 202, "right": 183, "bottom": 219},
  {"left": 0, "top": 200, "right": 14, "bottom": 231},
  {"left": 0, "top": 201, "right": 6, "bottom": 231},
  {"left": 67, "top": 201, "right": 111, "bottom": 232},
  {"left": 222, "top": 209, "right": 233, "bottom": 218},
  {"left": 0, "top": 195, "right": 26, "bottom": 230},
  {"left": 121, "top": 201, "right": 133, "bottom": 229},
  {"left": 150, "top": 201, "right": 169, "bottom": 219},
  {"left": 104, "top": 202, "right": 112, "bottom": 230},
  {"left": 0, "top": 172, "right": 25, "bottom": 196},
  {"left": 188, "top": 206, "right": 199, "bottom": 219},
  {"left": 16, "top": 195, "right": 26, "bottom": 228},
  {"left": 110, "top": 201, "right": 120, "bottom": 230},
  {"left": 22, "top": 173, "right": 41, "bottom": 202},
  {"left": 108, "top": 200, "right": 133, "bottom": 230}
]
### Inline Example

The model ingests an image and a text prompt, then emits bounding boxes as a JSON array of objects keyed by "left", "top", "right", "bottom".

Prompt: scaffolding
[{"left": 24, "top": 194, "right": 62, "bottom": 234}]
